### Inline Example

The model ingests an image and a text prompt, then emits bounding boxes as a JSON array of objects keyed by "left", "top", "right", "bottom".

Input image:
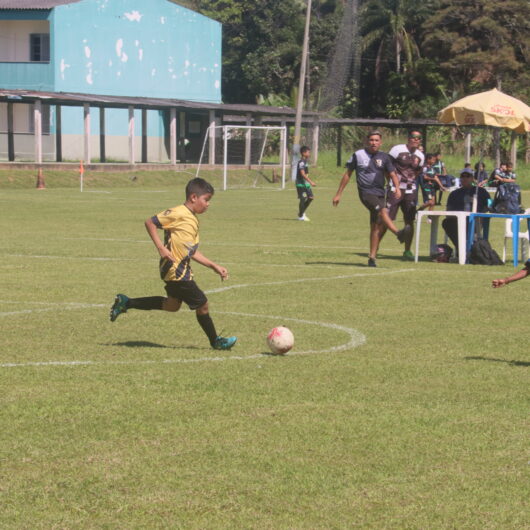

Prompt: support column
[
  {"left": 311, "top": 116, "right": 320, "bottom": 165},
  {"left": 208, "top": 109, "right": 216, "bottom": 165},
  {"left": 465, "top": 131, "right": 471, "bottom": 163},
  {"left": 7, "top": 102, "right": 14, "bottom": 162},
  {"left": 336, "top": 125, "right": 342, "bottom": 167},
  {"left": 99, "top": 107, "right": 106, "bottom": 163},
  {"left": 83, "top": 103, "right": 91, "bottom": 164},
  {"left": 34, "top": 100, "right": 42, "bottom": 164},
  {"left": 141, "top": 108, "right": 148, "bottom": 163},
  {"left": 244, "top": 112, "right": 252, "bottom": 166},
  {"left": 178, "top": 111, "right": 186, "bottom": 162},
  {"left": 128, "top": 105, "right": 135, "bottom": 165},
  {"left": 169, "top": 108, "right": 177, "bottom": 165},
  {"left": 55, "top": 105, "right": 62, "bottom": 162},
  {"left": 510, "top": 131, "right": 517, "bottom": 169}
]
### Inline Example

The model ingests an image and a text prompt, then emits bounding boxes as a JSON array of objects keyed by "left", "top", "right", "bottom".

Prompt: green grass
[{"left": 0, "top": 169, "right": 529, "bottom": 528}]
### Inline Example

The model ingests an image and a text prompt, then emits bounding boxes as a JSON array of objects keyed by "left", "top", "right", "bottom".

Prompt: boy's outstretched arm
[
  {"left": 145, "top": 217, "right": 174, "bottom": 262},
  {"left": 192, "top": 250, "right": 228, "bottom": 281},
  {"left": 492, "top": 267, "right": 529, "bottom": 288}
]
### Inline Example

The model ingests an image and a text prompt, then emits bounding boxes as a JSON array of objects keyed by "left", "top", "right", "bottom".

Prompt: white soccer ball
[{"left": 266, "top": 326, "right": 294, "bottom": 355}]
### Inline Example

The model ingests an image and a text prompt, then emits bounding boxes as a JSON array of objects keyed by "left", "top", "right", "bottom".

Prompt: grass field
[{"left": 1, "top": 169, "right": 529, "bottom": 528}]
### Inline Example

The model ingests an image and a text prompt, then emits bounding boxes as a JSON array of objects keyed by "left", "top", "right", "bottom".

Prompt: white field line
[
  {"left": 1, "top": 251, "right": 500, "bottom": 274},
  {"left": 0, "top": 312, "right": 365, "bottom": 368},
  {"left": 207, "top": 268, "right": 414, "bottom": 293},
  {"left": 0, "top": 269, "right": 412, "bottom": 317},
  {"left": 4, "top": 254, "right": 134, "bottom": 262},
  {"left": 61, "top": 237, "right": 368, "bottom": 250}
]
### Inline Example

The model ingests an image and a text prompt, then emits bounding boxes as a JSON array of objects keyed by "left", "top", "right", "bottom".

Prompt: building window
[{"left": 30, "top": 34, "right": 50, "bottom": 62}]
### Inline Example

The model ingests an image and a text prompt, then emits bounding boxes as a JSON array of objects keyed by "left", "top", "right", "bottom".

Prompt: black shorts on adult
[
  {"left": 387, "top": 189, "right": 418, "bottom": 224},
  {"left": 296, "top": 186, "right": 313, "bottom": 200},
  {"left": 164, "top": 280, "right": 207, "bottom": 310},
  {"left": 358, "top": 191, "right": 385, "bottom": 224}
]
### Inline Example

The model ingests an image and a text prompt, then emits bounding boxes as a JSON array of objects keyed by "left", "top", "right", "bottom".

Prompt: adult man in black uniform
[{"left": 333, "top": 131, "right": 407, "bottom": 267}]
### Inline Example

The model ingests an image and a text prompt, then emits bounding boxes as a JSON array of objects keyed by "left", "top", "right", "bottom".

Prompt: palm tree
[{"left": 361, "top": 0, "right": 430, "bottom": 81}]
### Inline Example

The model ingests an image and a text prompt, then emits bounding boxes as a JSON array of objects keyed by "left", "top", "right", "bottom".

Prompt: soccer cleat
[
  {"left": 110, "top": 293, "right": 129, "bottom": 322},
  {"left": 402, "top": 250, "right": 414, "bottom": 261},
  {"left": 298, "top": 214, "right": 310, "bottom": 221},
  {"left": 368, "top": 257, "right": 377, "bottom": 267},
  {"left": 212, "top": 336, "right": 237, "bottom": 350},
  {"left": 396, "top": 225, "right": 411, "bottom": 244}
]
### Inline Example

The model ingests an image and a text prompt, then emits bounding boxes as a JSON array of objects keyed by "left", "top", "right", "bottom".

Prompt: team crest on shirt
[{"left": 375, "top": 158, "right": 383, "bottom": 167}]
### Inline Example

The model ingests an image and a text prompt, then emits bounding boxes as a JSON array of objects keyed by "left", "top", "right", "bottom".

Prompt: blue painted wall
[{"left": 51, "top": 0, "right": 222, "bottom": 103}]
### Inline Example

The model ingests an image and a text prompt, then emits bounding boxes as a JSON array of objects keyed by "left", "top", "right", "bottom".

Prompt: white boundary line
[{"left": 0, "top": 310, "right": 365, "bottom": 368}]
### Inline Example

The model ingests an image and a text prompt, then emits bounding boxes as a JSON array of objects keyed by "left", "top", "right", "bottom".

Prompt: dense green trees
[{"left": 177, "top": 0, "right": 529, "bottom": 119}]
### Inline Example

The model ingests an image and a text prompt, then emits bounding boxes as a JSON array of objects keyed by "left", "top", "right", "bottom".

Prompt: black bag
[
  {"left": 469, "top": 239, "right": 503, "bottom": 265},
  {"left": 492, "top": 183, "right": 523, "bottom": 214},
  {"left": 431, "top": 243, "right": 453, "bottom": 263}
]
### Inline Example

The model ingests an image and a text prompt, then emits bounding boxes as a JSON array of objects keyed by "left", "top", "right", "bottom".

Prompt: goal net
[{"left": 196, "top": 125, "right": 288, "bottom": 190}]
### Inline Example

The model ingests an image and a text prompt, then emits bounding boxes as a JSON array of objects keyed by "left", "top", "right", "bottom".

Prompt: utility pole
[{"left": 291, "top": 0, "right": 312, "bottom": 180}]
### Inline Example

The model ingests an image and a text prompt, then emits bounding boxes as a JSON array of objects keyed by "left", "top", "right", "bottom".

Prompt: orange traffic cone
[{"left": 36, "top": 168, "right": 46, "bottom": 190}]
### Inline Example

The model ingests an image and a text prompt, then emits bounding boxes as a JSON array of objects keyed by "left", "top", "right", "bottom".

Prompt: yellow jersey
[{"left": 153, "top": 204, "right": 199, "bottom": 282}]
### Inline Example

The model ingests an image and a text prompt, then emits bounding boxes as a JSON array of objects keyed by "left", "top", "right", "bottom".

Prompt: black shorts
[
  {"left": 420, "top": 186, "right": 435, "bottom": 203},
  {"left": 387, "top": 189, "right": 417, "bottom": 224},
  {"left": 164, "top": 280, "right": 207, "bottom": 310},
  {"left": 297, "top": 186, "right": 313, "bottom": 200},
  {"left": 358, "top": 191, "right": 386, "bottom": 224}
]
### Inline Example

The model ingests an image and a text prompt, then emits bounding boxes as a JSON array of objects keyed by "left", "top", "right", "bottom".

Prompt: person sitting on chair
[{"left": 442, "top": 168, "right": 490, "bottom": 258}]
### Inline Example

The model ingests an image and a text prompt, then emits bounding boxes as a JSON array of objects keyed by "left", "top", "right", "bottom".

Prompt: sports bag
[
  {"left": 492, "top": 183, "right": 523, "bottom": 214},
  {"left": 431, "top": 243, "right": 453, "bottom": 263},
  {"left": 469, "top": 239, "right": 503, "bottom": 266}
]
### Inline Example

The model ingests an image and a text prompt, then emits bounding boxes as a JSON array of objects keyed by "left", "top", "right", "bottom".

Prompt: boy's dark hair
[
  {"left": 367, "top": 130, "right": 382, "bottom": 138},
  {"left": 185, "top": 177, "right": 214, "bottom": 199},
  {"left": 426, "top": 153, "right": 436, "bottom": 160},
  {"left": 300, "top": 146, "right": 310, "bottom": 155},
  {"left": 408, "top": 129, "right": 422, "bottom": 138}
]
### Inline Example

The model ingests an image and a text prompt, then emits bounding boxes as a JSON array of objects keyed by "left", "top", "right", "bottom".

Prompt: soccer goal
[{"left": 196, "top": 125, "right": 288, "bottom": 190}]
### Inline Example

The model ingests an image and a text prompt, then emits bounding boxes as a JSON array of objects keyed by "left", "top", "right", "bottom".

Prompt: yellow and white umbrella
[{"left": 438, "top": 88, "right": 530, "bottom": 133}]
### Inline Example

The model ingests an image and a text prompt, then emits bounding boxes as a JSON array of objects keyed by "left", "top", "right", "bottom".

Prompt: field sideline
[{"left": 0, "top": 175, "right": 528, "bottom": 528}]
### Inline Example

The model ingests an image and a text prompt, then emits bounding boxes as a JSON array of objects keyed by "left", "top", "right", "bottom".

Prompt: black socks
[
  {"left": 127, "top": 296, "right": 165, "bottom": 310},
  {"left": 196, "top": 313, "right": 217, "bottom": 345}
]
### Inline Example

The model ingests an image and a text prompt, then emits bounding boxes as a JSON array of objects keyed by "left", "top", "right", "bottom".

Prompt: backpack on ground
[
  {"left": 492, "top": 183, "right": 523, "bottom": 214},
  {"left": 469, "top": 239, "right": 504, "bottom": 265},
  {"left": 431, "top": 243, "right": 453, "bottom": 263}
]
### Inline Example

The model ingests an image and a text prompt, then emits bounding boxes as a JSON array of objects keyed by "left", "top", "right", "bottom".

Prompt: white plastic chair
[{"left": 503, "top": 208, "right": 530, "bottom": 263}]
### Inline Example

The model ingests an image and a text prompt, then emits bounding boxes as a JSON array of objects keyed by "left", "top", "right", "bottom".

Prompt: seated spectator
[
  {"left": 505, "top": 162, "right": 517, "bottom": 182},
  {"left": 487, "top": 162, "right": 508, "bottom": 187},
  {"left": 442, "top": 168, "right": 490, "bottom": 258},
  {"left": 475, "top": 162, "right": 489, "bottom": 186},
  {"left": 418, "top": 153, "right": 447, "bottom": 214}
]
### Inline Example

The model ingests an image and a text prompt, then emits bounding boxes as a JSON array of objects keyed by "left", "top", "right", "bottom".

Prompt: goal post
[{"left": 196, "top": 125, "right": 288, "bottom": 190}]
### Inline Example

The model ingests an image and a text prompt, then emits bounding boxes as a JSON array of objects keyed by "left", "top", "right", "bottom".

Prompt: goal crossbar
[{"left": 196, "top": 125, "right": 288, "bottom": 190}]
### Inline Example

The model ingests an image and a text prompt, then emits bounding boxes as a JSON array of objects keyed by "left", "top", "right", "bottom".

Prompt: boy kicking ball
[{"left": 110, "top": 177, "right": 237, "bottom": 351}]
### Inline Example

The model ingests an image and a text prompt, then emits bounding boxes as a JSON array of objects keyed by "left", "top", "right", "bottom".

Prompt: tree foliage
[
  {"left": 175, "top": 0, "right": 529, "bottom": 118},
  {"left": 423, "top": 0, "right": 530, "bottom": 99}
]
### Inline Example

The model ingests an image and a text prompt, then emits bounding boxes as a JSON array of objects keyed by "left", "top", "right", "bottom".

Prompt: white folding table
[{"left": 415, "top": 210, "right": 471, "bottom": 265}]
